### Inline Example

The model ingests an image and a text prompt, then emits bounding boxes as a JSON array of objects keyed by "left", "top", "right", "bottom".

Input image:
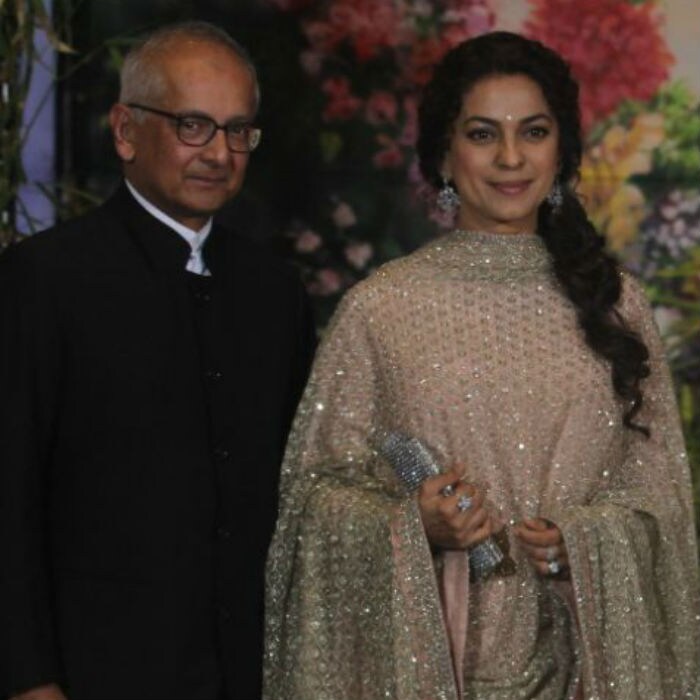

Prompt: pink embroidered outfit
[{"left": 264, "top": 231, "right": 700, "bottom": 699}]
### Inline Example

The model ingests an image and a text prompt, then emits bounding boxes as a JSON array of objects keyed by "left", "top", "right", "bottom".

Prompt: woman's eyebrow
[{"left": 462, "top": 113, "right": 554, "bottom": 126}]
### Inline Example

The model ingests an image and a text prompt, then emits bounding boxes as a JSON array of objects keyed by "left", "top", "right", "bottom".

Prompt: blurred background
[{"left": 3, "top": 0, "right": 699, "bottom": 529}]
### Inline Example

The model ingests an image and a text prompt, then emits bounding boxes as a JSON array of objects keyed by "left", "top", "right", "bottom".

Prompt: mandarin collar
[{"left": 106, "top": 181, "right": 228, "bottom": 275}]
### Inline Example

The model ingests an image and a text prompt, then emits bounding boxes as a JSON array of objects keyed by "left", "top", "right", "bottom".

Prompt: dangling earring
[
  {"left": 547, "top": 180, "right": 564, "bottom": 211},
  {"left": 437, "top": 176, "right": 460, "bottom": 214}
]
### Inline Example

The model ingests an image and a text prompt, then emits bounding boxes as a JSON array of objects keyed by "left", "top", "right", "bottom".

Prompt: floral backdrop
[
  {"left": 259, "top": 0, "right": 700, "bottom": 514},
  {"left": 16, "top": 0, "right": 697, "bottom": 527}
]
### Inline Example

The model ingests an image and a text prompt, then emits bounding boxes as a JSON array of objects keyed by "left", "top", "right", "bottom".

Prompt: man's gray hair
[{"left": 118, "top": 21, "right": 260, "bottom": 111}]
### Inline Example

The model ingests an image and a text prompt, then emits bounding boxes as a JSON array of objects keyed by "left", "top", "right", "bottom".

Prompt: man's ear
[{"left": 109, "top": 103, "right": 137, "bottom": 162}]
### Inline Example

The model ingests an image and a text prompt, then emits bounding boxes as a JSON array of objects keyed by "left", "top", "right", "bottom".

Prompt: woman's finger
[
  {"left": 419, "top": 467, "right": 465, "bottom": 500},
  {"left": 519, "top": 541, "right": 562, "bottom": 562},
  {"left": 460, "top": 517, "right": 493, "bottom": 549},
  {"left": 532, "top": 553, "right": 570, "bottom": 578},
  {"left": 514, "top": 521, "right": 562, "bottom": 547}
]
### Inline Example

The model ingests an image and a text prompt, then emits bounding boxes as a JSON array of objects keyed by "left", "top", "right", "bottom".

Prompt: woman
[{"left": 264, "top": 32, "right": 700, "bottom": 700}]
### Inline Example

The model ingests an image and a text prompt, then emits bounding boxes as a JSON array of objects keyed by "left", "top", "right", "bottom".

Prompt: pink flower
[
  {"left": 294, "top": 229, "right": 322, "bottom": 253},
  {"left": 526, "top": 0, "right": 674, "bottom": 130},
  {"left": 403, "top": 37, "right": 446, "bottom": 87},
  {"left": 372, "top": 134, "right": 404, "bottom": 168},
  {"left": 321, "top": 76, "right": 363, "bottom": 121},
  {"left": 406, "top": 157, "right": 425, "bottom": 188},
  {"left": 299, "top": 49, "right": 323, "bottom": 76},
  {"left": 345, "top": 242, "right": 374, "bottom": 270},
  {"left": 303, "top": 0, "right": 402, "bottom": 62},
  {"left": 399, "top": 95, "right": 418, "bottom": 146},
  {"left": 328, "top": 0, "right": 402, "bottom": 61},
  {"left": 441, "top": 2, "right": 494, "bottom": 49},
  {"left": 365, "top": 90, "right": 399, "bottom": 126},
  {"left": 398, "top": 0, "right": 494, "bottom": 86},
  {"left": 267, "top": 0, "right": 315, "bottom": 11},
  {"left": 309, "top": 268, "right": 344, "bottom": 296},
  {"left": 332, "top": 201, "right": 357, "bottom": 228},
  {"left": 409, "top": 0, "right": 432, "bottom": 19},
  {"left": 304, "top": 20, "right": 335, "bottom": 51}
]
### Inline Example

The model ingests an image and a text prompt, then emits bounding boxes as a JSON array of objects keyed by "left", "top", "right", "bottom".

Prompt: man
[{"left": 0, "top": 21, "right": 314, "bottom": 700}]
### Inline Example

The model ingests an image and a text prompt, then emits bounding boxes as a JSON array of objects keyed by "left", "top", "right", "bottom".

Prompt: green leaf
[{"left": 319, "top": 131, "right": 343, "bottom": 164}]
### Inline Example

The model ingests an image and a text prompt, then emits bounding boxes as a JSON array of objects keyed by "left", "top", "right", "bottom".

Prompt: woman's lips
[{"left": 490, "top": 180, "right": 531, "bottom": 195}]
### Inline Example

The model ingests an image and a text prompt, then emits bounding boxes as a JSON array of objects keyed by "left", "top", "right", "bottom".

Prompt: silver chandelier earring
[
  {"left": 437, "top": 176, "right": 460, "bottom": 214},
  {"left": 547, "top": 180, "right": 564, "bottom": 211}
]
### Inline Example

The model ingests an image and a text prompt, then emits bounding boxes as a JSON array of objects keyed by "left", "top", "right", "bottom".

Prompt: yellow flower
[
  {"left": 605, "top": 184, "right": 646, "bottom": 251},
  {"left": 579, "top": 113, "right": 665, "bottom": 250},
  {"left": 680, "top": 248, "right": 700, "bottom": 299}
]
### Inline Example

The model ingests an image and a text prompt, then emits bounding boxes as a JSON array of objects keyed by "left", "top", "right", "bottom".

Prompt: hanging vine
[{"left": 0, "top": 0, "right": 74, "bottom": 248}]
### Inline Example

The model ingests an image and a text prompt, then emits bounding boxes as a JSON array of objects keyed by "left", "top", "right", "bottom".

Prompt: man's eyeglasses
[{"left": 127, "top": 103, "right": 262, "bottom": 153}]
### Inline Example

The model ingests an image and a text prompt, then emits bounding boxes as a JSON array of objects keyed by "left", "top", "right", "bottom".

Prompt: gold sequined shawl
[{"left": 264, "top": 231, "right": 700, "bottom": 700}]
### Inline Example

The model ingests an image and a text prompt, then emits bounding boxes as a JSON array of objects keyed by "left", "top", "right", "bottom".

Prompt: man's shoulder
[
  {"left": 3, "top": 196, "right": 124, "bottom": 271},
  {"left": 220, "top": 227, "right": 303, "bottom": 287}
]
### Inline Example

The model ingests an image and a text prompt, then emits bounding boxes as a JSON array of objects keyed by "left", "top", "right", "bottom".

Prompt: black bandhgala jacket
[{"left": 0, "top": 184, "right": 315, "bottom": 700}]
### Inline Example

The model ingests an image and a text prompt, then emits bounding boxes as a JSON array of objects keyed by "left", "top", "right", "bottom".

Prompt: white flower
[
  {"left": 295, "top": 229, "right": 322, "bottom": 253},
  {"left": 344, "top": 242, "right": 373, "bottom": 269},
  {"left": 332, "top": 202, "right": 357, "bottom": 228},
  {"left": 653, "top": 305, "right": 682, "bottom": 338}
]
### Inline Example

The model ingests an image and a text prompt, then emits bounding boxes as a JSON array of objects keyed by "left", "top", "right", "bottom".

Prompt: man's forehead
[
  {"left": 154, "top": 46, "right": 256, "bottom": 110},
  {"left": 156, "top": 41, "right": 249, "bottom": 78}
]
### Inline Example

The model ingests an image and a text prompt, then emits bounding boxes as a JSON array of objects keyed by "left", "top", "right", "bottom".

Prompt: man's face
[{"left": 111, "top": 42, "right": 257, "bottom": 231}]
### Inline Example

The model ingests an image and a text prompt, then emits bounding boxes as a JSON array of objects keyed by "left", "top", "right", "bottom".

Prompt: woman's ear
[{"left": 109, "top": 103, "right": 137, "bottom": 163}]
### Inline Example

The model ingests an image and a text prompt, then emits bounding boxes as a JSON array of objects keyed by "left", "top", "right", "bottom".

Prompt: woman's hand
[
  {"left": 513, "top": 517, "right": 570, "bottom": 578},
  {"left": 418, "top": 466, "right": 494, "bottom": 550}
]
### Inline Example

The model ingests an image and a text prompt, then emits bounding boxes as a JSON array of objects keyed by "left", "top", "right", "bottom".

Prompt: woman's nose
[{"left": 496, "top": 135, "right": 524, "bottom": 169}]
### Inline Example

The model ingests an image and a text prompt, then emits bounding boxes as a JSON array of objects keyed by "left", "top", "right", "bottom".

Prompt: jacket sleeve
[
  {"left": 0, "top": 242, "right": 62, "bottom": 695},
  {"left": 286, "top": 275, "right": 317, "bottom": 433}
]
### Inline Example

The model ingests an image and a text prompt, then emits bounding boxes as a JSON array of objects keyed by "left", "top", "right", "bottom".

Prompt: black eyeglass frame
[{"left": 126, "top": 102, "right": 262, "bottom": 153}]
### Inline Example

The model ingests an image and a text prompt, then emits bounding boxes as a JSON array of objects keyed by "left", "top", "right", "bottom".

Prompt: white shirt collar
[{"left": 125, "top": 179, "right": 212, "bottom": 275}]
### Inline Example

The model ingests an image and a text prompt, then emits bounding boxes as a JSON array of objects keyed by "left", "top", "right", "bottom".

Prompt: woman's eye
[
  {"left": 526, "top": 126, "right": 549, "bottom": 139},
  {"left": 466, "top": 129, "right": 494, "bottom": 142}
]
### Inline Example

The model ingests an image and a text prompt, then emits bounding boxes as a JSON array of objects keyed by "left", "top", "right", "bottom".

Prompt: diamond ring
[
  {"left": 457, "top": 495, "right": 473, "bottom": 512},
  {"left": 440, "top": 484, "right": 455, "bottom": 497},
  {"left": 547, "top": 560, "right": 561, "bottom": 576}
]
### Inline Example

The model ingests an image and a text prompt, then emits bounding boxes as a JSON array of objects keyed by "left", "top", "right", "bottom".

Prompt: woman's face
[{"left": 442, "top": 73, "right": 559, "bottom": 235}]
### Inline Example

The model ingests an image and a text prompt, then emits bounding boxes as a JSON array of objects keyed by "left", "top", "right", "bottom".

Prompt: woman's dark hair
[{"left": 417, "top": 31, "right": 650, "bottom": 434}]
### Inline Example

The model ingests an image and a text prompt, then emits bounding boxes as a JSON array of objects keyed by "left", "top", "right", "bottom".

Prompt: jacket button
[
  {"left": 213, "top": 447, "right": 230, "bottom": 461},
  {"left": 217, "top": 527, "right": 231, "bottom": 540},
  {"left": 205, "top": 369, "right": 223, "bottom": 381}
]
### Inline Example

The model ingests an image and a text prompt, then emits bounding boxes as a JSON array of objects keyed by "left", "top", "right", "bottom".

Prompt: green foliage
[
  {"left": 643, "top": 258, "right": 700, "bottom": 535},
  {"left": 617, "top": 83, "right": 700, "bottom": 185},
  {"left": 679, "top": 385, "right": 700, "bottom": 537},
  {"left": 614, "top": 85, "right": 700, "bottom": 530},
  {"left": 652, "top": 85, "right": 700, "bottom": 179},
  {"left": 319, "top": 131, "right": 343, "bottom": 164},
  {"left": 0, "top": 0, "right": 75, "bottom": 248}
]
